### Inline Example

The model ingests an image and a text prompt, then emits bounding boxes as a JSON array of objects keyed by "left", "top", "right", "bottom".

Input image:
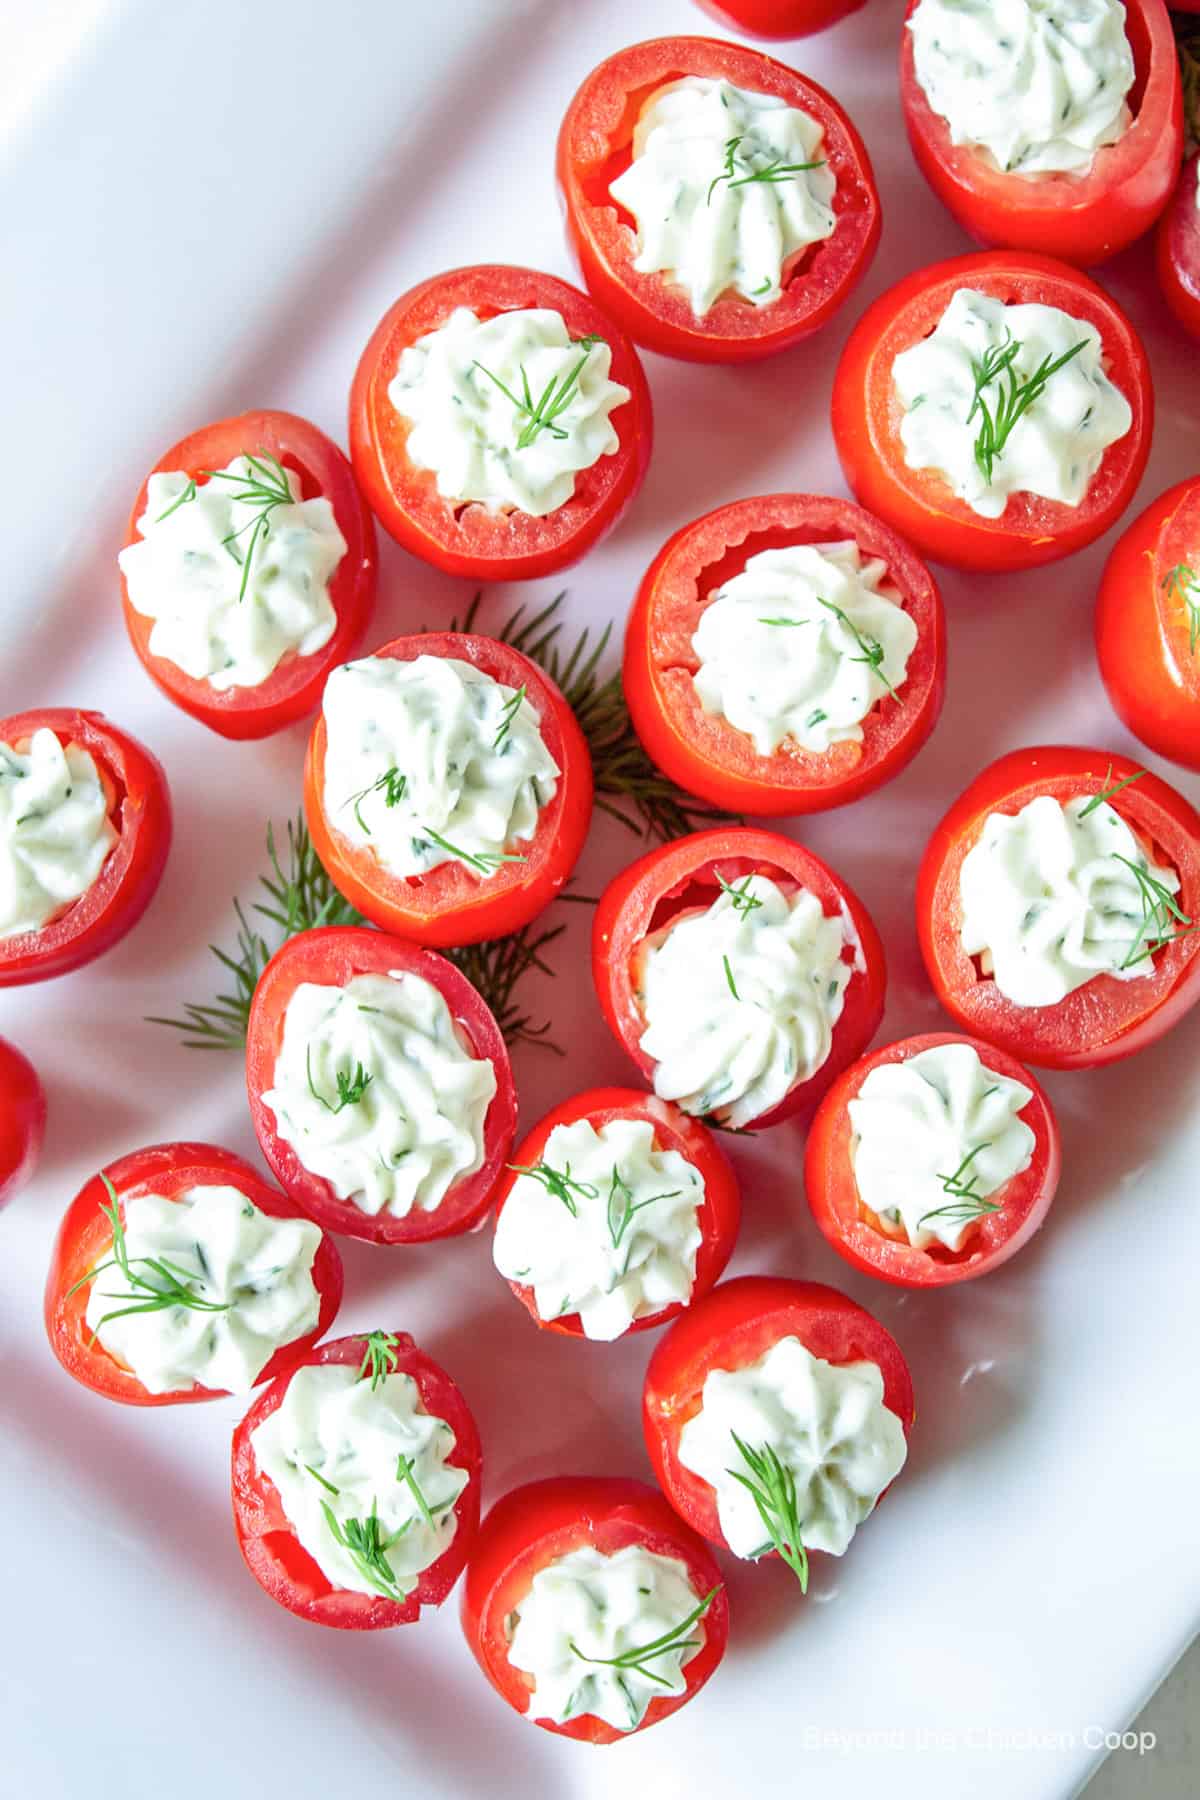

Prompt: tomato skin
[
  {"left": 120, "top": 410, "right": 377, "bottom": 740},
  {"left": 917, "top": 746, "right": 1200, "bottom": 1069},
  {"left": 900, "top": 0, "right": 1183, "bottom": 267},
  {"left": 831, "top": 251, "right": 1154, "bottom": 573},
  {"left": 592, "top": 827, "right": 886, "bottom": 1129},
  {"left": 303, "top": 632, "right": 592, "bottom": 947},
  {"left": 1095, "top": 477, "right": 1200, "bottom": 772},
  {"left": 349, "top": 265, "right": 651, "bottom": 581},
  {"left": 246, "top": 926, "right": 517, "bottom": 1246},
  {"left": 461, "top": 1474, "right": 729, "bottom": 1743},
  {"left": 556, "top": 37, "right": 881, "bottom": 364},
  {"left": 804, "top": 1032, "right": 1061, "bottom": 1288},
  {"left": 642, "top": 1275, "right": 914, "bottom": 1553},
  {"left": 691, "top": 0, "right": 866, "bottom": 37},
  {"left": 43, "top": 1142, "right": 343, "bottom": 1407},
  {"left": 624, "top": 493, "right": 946, "bottom": 815},
  {"left": 232, "top": 1332, "right": 482, "bottom": 1630},
  {"left": 491, "top": 1087, "right": 741, "bottom": 1338},
  {"left": 0, "top": 1038, "right": 46, "bottom": 1209},
  {"left": 1155, "top": 152, "right": 1200, "bottom": 341},
  {"left": 0, "top": 709, "right": 171, "bottom": 987}
]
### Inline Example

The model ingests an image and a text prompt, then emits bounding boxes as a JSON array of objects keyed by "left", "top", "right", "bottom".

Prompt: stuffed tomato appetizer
[
  {"left": 233, "top": 1330, "right": 480, "bottom": 1629},
  {"left": 1156, "top": 151, "right": 1200, "bottom": 341},
  {"left": 593, "top": 828, "right": 885, "bottom": 1130},
  {"left": 491, "top": 1088, "right": 740, "bottom": 1342},
  {"left": 832, "top": 251, "right": 1152, "bottom": 573},
  {"left": 461, "top": 1475, "right": 727, "bottom": 1743},
  {"left": 624, "top": 493, "right": 945, "bottom": 816},
  {"left": 0, "top": 708, "right": 170, "bottom": 986},
  {"left": 349, "top": 264, "right": 650, "bottom": 581},
  {"left": 918, "top": 747, "right": 1200, "bottom": 1069},
  {"left": 304, "top": 632, "right": 591, "bottom": 947},
  {"left": 691, "top": 0, "right": 866, "bottom": 36},
  {"left": 118, "top": 410, "right": 377, "bottom": 740},
  {"left": 805, "top": 1033, "right": 1061, "bottom": 1287},
  {"left": 556, "top": 36, "right": 880, "bottom": 363},
  {"left": 901, "top": 0, "right": 1183, "bottom": 266},
  {"left": 1095, "top": 477, "right": 1200, "bottom": 771},
  {"left": 643, "top": 1275, "right": 914, "bottom": 1584},
  {"left": 0, "top": 1037, "right": 46, "bottom": 1208},
  {"left": 246, "top": 927, "right": 517, "bottom": 1246},
  {"left": 44, "top": 1143, "right": 342, "bottom": 1406}
]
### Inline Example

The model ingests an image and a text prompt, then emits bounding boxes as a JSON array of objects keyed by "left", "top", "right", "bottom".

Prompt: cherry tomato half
[
  {"left": 804, "top": 1032, "right": 1061, "bottom": 1287},
  {"left": 624, "top": 493, "right": 946, "bottom": 815},
  {"left": 592, "top": 827, "right": 886, "bottom": 1129},
  {"left": 246, "top": 926, "right": 517, "bottom": 1246},
  {"left": 556, "top": 37, "right": 880, "bottom": 363},
  {"left": 349, "top": 265, "right": 651, "bottom": 581},
  {"left": 1155, "top": 151, "right": 1200, "bottom": 341},
  {"left": 120, "top": 410, "right": 377, "bottom": 740},
  {"left": 491, "top": 1087, "right": 741, "bottom": 1338},
  {"left": 233, "top": 1331, "right": 482, "bottom": 1629},
  {"left": 917, "top": 746, "right": 1200, "bottom": 1068},
  {"left": 304, "top": 632, "right": 592, "bottom": 947},
  {"left": 1095, "top": 476, "right": 1200, "bottom": 772},
  {"left": 642, "top": 1275, "right": 914, "bottom": 1553},
  {"left": 0, "top": 1038, "right": 46, "bottom": 1208},
  {"left": 44, "top": 1142, "right": 343, "bottom": 1406},
  {"left": 461, "top": 1474, "right": 729, "bottom": 1744},
  {"left": 691, "top": 0, "right": 866, "bottom": 36},
  {"left": 900, "top": 0, "right": 1183, "bottom": 267},
  {"left": 0, "top": 709, "right": 171, "bottom": 988},
  {"left": 831, "top": 252, "right": 1153, "bottom": 573}
]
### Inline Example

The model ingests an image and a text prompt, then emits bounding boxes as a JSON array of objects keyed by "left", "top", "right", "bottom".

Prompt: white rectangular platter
[{"left": 1, "top": 2, "right": 1197, "bottom": 1797}]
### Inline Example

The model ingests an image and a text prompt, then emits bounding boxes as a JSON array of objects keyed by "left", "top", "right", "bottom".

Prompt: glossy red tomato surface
[
  {"left": 304, "top": 632, "right": 592, "bottom": 947},
  {"left": 917, "top": 746, "right": 1200, "bottom": 1069},
  {"left": 624, "top": 493, "right": 946, "bottom": 815},
  {"left": 557, "top": 37, "right": 880, "bottom": 363},
  {"left": 491, "top": 1086, "right": 741, "bottom": 1338},
  {"left": 44, "top": 1142, "right": 343, "bottom": 1406},
  {"left": 246, "top": 927, "right": 517, "bottom": 1245},
  {"left": 349, "top": 265, "right": 651, "bottom": 580},
  {"left": 0, "top": 709, "right": 171, "bottom": 987},
  {"left": 1095, "top": 476, "right": 1200, "bottom": 771},
  {"left": 804, "top": 1032, "right": 1062, "bottom": 1287},
  {"left": 1155, "top": 151, "right": 1200, "bottom": 340},
  {"left": 832, "top": 252, "right": 1153, "bottom": 572},
  {"left": 461, "top": 1474, "right": 729, "bottom": 1743},
  {"left": 233, "top": 1331, "right": 482, "bottom": 1629},
  {"left": 900, "top": 0, "right": 1183, "bottom": 266},
  {"left": 592, "top": 827, "right": 886, "bottom": 1128},
  {"left": 643, "top": 1275, "right": 915, "bottom": 1551},
  {"left": 120, "top": 410, "right": 377, "bottom": 739},
  {"left": 692, "top": 0, "right": 865, "bottom": 34},
  {"left": 0, "top": 1038, "right": 46, "bottom": 1209}
]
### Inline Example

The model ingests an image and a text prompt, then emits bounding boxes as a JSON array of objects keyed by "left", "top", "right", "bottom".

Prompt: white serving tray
[{"left": 1, "top": 3, "right": 1197, "bottom": 1796}]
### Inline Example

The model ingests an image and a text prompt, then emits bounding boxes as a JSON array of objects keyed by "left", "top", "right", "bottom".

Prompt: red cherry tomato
[
  {"left": 44, "top": 1142, "right": 343, "bottom": 1406},
  {"left": 246, "top": 926, "right": 517, "bottom": 1246},
  {"left": 491, "top": 1086, "right": 741, "bottom": 1338},
  {"left": 460, "top": 1474, "right": 729, "bottom": 1744},
  {"left": 831, "top": 251, "right": 1153, "bottom": 573},
  {"left": 804, "top": 1032, "right": 1062, "bottom": 1287},
  {"left": 692, "top": 0, "right": 866, "bottom": 36},
  {"left": 0, "top": 1038, "right": 46, "bottom": 1208},
  {"left": 642, "top": 1275, "right": 915, "bottom": 1552},
  {"left": 623, "top": 493, "right": 946, "bottom": 816},
  {"left": 303, "top": 633, "right": 592, "bottom": 947},
  {"left": 900, "top": 0, "right": 1183, "bottom": 267},
  {"left": 0, "top": 709, "right": 171, "bottom": 988},
  {"left": 233, "top": 1331, "right": 481, "bottom": 1629},
  {"left": 592, "top": 827, "right": 886, "bottom": 1129},
  {"left": 349, "top": 265, "right": 651, "bottom": 581},
  {"left": 556, "top": 37, "right": 880, "bottom": 364},
  {"left": 119, "top": 410, "right": 377, "bottom": 740},
  {"left": 917, "top": 746, "right": 1200, "bottom": 1069},
  {"left": 1155, "top": 151, "right": 1200, "bottom": 341},
  {"left": 1095, "top": 477, "right": 1200, "bottom": 772}
]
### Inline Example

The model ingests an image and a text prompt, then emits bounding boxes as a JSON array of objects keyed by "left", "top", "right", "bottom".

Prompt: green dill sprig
[
  {"left": 507, "top": 1160, "right": 599, "bottom": 1217},
  {"left": 344, "top": 766, "right": 407, "bottom": 833},
  {"left": 818, "top": 597, "right": 900, "bottom": 701},
  {"left": 722, "top": 954, "right": 741, "bottom": 1000},
  {"left": 418, "top": 827, "right": 527, "bottom": 877},
  {"left": 967, "top": 333, "right": 1087, "bottom": 484},
  {"left": 606, "top": 1167, "right": 681, "bottom": 1249},
  {"left": 570, "top": 1585, "right": 720, "bottom": 1687},
  {"left": 1162, "top": 563, "right": 1200, "bottom": 656},
  {"left": 1112, "top": 854, "right": 1197, "bottom": 970},
  {"left": 358, "top": 1330, "right": 401, "bottom": 1389},
  {"left": 443, "top": 917, "right": 566, "bottom": 1054},
  {"left": 728, "top": 1435, "right": 808, "bottom": 1590},
  {"left": 493, "top": 684, "right": 527, "bottom": 749},
  {"left": 472, "top": 342, "right": 602, "bottom": 450},
  {"left": 716, "top": 872, "right": 763, "bottom": 916},
  {"left": 67, "top": 1173, "right": 233, "bottom": 1332},
  {"left": 319, "top": 1497, "right": 408, "bottom": 1602},
  {"left": 1078, "top": 765, "right": 1146, "bottom": 820},
  {"left": 1177, "top": 17, "right": 1200, "bottom": 145},
  {"left": 917, "top": 1192, "right": 1002, "bottom": 1231},
  {"left": 395, "top": 1453, "right": 435, "bottom": 1529},
  {"left": 706, "top": 133, "right": 824, "bottom": 203},
  {"left": 156, "top": 477, "right": 197, "bottom": 522},
  {"left": 306, "top": 1046, "right": 372, "bottom": 1113},
  {"left": 202, "top": 452, "right": 295, "bottom": 603}
]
